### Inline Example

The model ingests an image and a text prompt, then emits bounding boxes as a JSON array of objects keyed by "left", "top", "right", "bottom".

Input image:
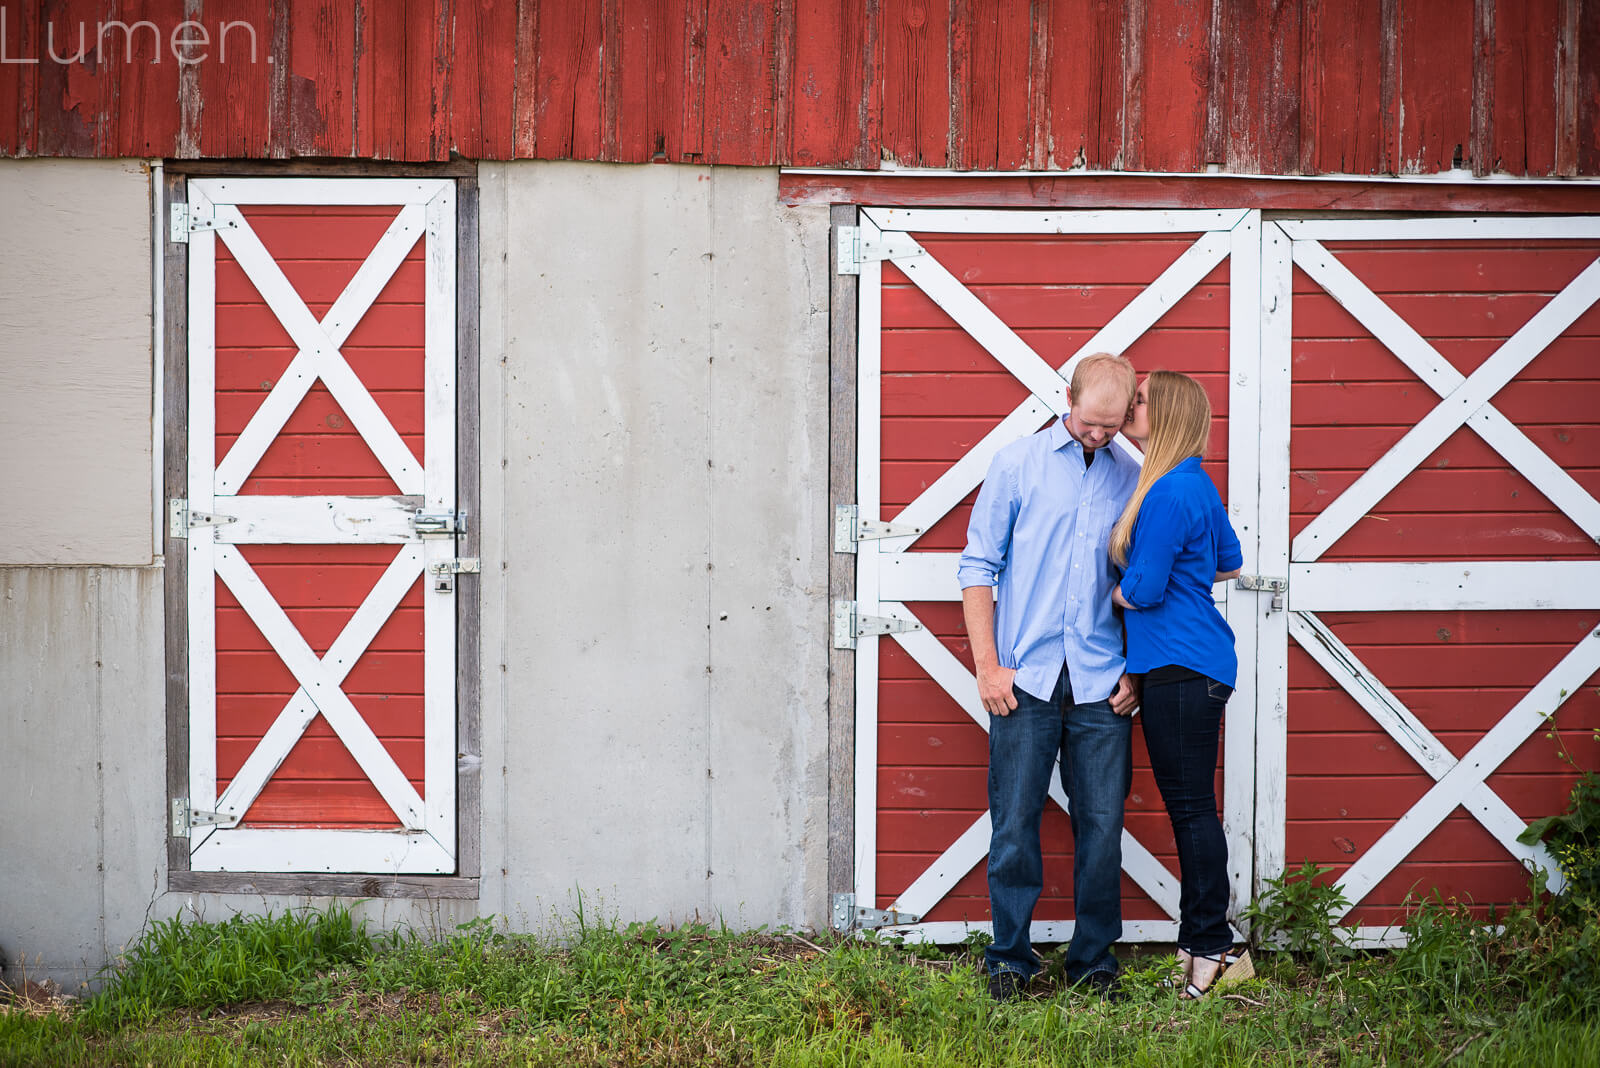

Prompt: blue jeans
[
  {"left": 1139, "top": 672, "right": 1234, "bottom": 957},
  {"left": 986, "top": 666, "right": 1132, "bottom": 982}
]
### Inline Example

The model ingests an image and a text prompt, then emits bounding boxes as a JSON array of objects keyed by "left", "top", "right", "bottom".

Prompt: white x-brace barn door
[
  {"left": 849, "top": 207, "right": 1269, "bottom": 943},
  {"left": 1253, "top": 216, "right": 1600, "bottom": 944},
  {"left": 185, "top": 177, "right": 458, "bottom": 873}
]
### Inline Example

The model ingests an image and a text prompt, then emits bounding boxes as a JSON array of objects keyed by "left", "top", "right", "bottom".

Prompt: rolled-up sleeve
[
  {"left": 957, "top": 454, "right": 1016, "bottom": 589},
  {"left": 1118, "top": 489, "right": 1186, "bottom": 609}
]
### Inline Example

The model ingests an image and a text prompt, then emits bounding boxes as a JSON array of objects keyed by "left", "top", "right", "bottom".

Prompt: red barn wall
[{"left": 0, "top": 0, "right": 1594, "bottom": 174}]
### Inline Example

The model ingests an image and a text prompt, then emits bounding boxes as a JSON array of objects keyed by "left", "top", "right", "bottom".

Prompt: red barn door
[
  {"left": 846, "top": 207, "right": 1271, "bottom": 942},
  {"left": 182, "top": 178, "right": 459, "bottom": 873},
  {"left": 1259, "top": 217, "right": 1600, "bottom": 938}
]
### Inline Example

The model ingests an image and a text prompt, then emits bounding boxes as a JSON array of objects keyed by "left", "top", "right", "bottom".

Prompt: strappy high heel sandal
[{"left": 1180, "top": 948, "right": 1254, "bottom": 999}]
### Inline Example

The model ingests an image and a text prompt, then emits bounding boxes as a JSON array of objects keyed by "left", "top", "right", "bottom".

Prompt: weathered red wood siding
[{"left": 0, "top": 0, "right": 1593, "bottom": 174}]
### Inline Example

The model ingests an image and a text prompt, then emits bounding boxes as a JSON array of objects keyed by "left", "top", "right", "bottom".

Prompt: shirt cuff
[{"left": 956, "top": 566, "right": 998, "bottom": 589}]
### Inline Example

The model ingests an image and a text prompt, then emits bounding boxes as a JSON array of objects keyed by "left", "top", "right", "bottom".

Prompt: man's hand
[
  {"left": 977, "top": 663, "right": 1019, "bottom": 717},
  {"left": 1109, "top": 673, "right": 1141, "bottom": 717}
]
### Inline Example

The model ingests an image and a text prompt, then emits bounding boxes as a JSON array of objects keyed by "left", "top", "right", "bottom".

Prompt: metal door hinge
[
  {"left": 170, "top": 798, "right": 235, "bottom": 838},
  {"left": 833, "top": 505, "right": 924, "bottom": 553},
  {"left": 169, "top": 202, "right": 238, "bottom": 244},
  {"left": 833, "top": 601, "right": 924, "bottom": 649},
  {"left": 168, "top": 499, "right": 237, "bottom": 539},
  {"left": 835, "top": 226, "right": 926, "bottom": 275},
  {"left": 831, "top": 893, "right": 920, "bottom": 931},
  {"left": 1237, "top": 573, "right": 1289, "bottom": 611},
  {"left": 411, "top": 510, "right": 467, "bottom": 537}
]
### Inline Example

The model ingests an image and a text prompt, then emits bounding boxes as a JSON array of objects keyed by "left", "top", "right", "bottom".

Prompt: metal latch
[
  {"left": 833, "top": 601, "right": 924, "bottom": 649},
  {"left": 831, "top": 893, "right": 920, "bottom": 931},
  {"left": 411, "top": 510, "right": 467, "bottom": 537},
  {"left": 1237, "top": 573, "right": 1289, "bottom": 611},
  {"left": 168, "top": 499, "right": 237, "bottom": 539},
  {"left": 834, "top": 505, "right": 925, "bottom": 553},
  {"left": 835, "top": 227, "right": 927, "bottom": 275},
  {"left": 170, "top": 798, "right": 235, "bottom": 837},
  {"left": 428, "top": 557, "right": 479, "bottom": 593}
]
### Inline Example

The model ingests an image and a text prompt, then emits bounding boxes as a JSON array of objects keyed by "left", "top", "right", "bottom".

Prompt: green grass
[{"left": 3, "top": 897, "right": 1598, "bottom": 1068}]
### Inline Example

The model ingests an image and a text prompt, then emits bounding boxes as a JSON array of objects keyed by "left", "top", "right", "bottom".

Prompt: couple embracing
[{"left": 958, "top": 353, "right": 1248, "bottom": 1003}]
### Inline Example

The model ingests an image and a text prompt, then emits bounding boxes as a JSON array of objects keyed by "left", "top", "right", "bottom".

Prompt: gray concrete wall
[
  {"left": 477, "top": 162, "right": 833, "bottom": 932},
  {"left": 0, "top": 160, "right": 155, "bottom": 566},
  {"left": 0, "top": 160, "right": 834, "bottom": 986}
]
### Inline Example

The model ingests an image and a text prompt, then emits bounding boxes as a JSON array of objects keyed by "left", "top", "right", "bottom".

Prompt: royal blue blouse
[{"left": 1117, "top": 457, "right": 1244, "bottom": 687}]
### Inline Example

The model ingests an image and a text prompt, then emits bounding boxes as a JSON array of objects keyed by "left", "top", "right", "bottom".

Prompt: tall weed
[{"left": 78, "top": 904, "right": 376, "bottom": 1030}]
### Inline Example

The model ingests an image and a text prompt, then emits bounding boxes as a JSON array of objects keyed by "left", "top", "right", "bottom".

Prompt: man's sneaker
[
  {"left": 1076, "top": 970, "right": 1126, "bottom": 1002},
  {"left": 987, "top": 968, "right": 1027, "bottom": 1002}
]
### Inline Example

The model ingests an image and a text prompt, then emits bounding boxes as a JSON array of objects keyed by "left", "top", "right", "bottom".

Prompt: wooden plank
[
  {"left": 1554, "top": 0, "right": 1581, "bottom": 176},
  {"left": 948, "top": 0, "right": 1030, "bottom": 170},
  {"left": 1396, "top": 0, "right": 1474, "bottom": 172},
  {"left": 853, "top": 220, "right": 883, "bottom": 907},
  {"left": 789, "top": 0, "right": 869, "bottom": 167},
  {"left": 1225, "top": 0, "right": 1300, "bottom": 173},
  {"left": 616, "top": 0, "right": 675, "bottom": 162},
  {"left": 511, "top": 0, "right": 539, "bottom": 157},
  {"left": 536, "top": 0, "right": 603, "bottom": 159},
  {"left": 1045, "top": 0, "right": 1124, "bottom": 168},
  {"left": 1254, "top": 221, "right": 1294, "bottom": 896},
  {"left": 286, "top": 0, "right": 353, "bottom": 156},
  {"left": 191, "top": 826, "right": 452, "bottom": 873},
  {"left": 171, "top": 870, "right": 478, "bottom": 896},
  {"left": 452, "top": 0, "right": 516, "bottom": 159},
  {"left": 1581, "top": 0, "right": 1600, "bottom": 176},
  {"left": 166, "top": 168, "right": 192, "bottom": 878},
  {"left": 828, "top": 204, "right": 858, "bottom": 900},
  {"left": 1138, "top": 0, "right": 1208, "bottom": 173},
  {"left": 704, "top": 0, "right": 777, "bottom": 164},
  {"left": 213, "top": 495, "right": 420, "bottom": 543},
  {"left": 113, "top": 0, "right": 180, "bottom": 157},
  {"left": 779, "top": 173, "right": 1600, "bottom": 212},
  {"left": 455, "top": 175, "right": 481, "bottom": 878},
  {"left": 879, "top": 0, "right": 949, "bottom": 167}
]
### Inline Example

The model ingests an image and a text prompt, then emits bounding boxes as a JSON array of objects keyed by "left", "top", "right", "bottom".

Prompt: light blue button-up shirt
[{"left": 957, "top": 419, "right": 1140, "bottom": 704}]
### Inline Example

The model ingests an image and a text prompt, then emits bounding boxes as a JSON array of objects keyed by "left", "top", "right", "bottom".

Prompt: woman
[{"left": 1110, "top": 370, "right": 1249, "bottom": 999}]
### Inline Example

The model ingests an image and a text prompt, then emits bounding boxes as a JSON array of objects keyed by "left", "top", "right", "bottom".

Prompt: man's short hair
[{"left": 1068, "top": 352, "right": 1137, "bottom": 405}]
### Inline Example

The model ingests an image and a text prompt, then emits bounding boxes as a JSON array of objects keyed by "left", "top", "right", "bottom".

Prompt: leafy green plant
[
  {"left": 1519, "top": 768, "right": 1600, "bottom": 923},
  {"left": 1240, "top": 860, "right": 1356, "bottom": 972}
]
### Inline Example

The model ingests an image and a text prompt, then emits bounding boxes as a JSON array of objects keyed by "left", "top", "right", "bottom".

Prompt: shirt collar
[{"left": 1050, "top": 416, "right": 1123, "bottom": 463}]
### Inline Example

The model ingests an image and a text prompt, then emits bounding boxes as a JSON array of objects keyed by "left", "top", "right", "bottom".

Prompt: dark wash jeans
[
  {"left": 1139, "top": 671, "right": 1235, "bottom": 957},
  {"left": 985, "top": 666, "right": 1132, "bottom": 982}
]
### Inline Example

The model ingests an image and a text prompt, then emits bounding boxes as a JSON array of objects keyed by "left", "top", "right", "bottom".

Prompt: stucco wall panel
[{"left": 0, "top": 160, "right": 153, "bottom": 566}]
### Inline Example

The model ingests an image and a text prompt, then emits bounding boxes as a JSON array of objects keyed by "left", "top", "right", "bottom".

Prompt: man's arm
[{"left": 962, "top": 585, "right": 1018, "bottom": 717}]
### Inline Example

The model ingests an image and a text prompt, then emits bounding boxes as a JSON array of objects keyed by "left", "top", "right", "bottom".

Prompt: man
[{"left": 957, "top": 352, "right": 1141, "bottom": 1001}]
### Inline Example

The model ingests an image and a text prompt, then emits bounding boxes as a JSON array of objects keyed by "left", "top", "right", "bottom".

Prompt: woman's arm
[
  {"left": 1112, "top": 583, "right": 1135, "bottom": 610},
  {"left": 1215, "top": 568, "right": 1241, "bottom": 582}
]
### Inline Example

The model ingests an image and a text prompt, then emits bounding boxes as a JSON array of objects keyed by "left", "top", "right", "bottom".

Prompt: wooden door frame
[{"left": 162, "top": 163, "right": 481, "bottom": 898}]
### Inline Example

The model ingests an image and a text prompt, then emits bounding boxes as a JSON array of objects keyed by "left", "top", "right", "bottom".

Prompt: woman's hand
[{"left": 1112, "top": 583, "right": 1135, "bottom": 610}]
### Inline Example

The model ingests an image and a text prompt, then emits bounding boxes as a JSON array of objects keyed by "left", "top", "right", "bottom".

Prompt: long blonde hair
[{"left": 1110, "top": 371, "right": 1212, "bottom": 566}]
